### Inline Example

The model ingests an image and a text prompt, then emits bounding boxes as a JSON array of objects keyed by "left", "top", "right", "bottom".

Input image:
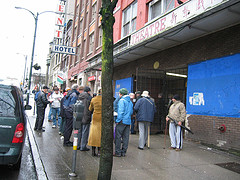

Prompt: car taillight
[{"left": 12, "top": 123, "right": 24, "bottom": 143}]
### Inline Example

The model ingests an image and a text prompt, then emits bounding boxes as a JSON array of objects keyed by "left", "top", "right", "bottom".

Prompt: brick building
[{"left": 68, "top": 0, "right": 240, "bottom": 151}]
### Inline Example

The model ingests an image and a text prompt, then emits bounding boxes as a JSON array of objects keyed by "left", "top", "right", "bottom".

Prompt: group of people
[
  {"left": 34, "top": 84, "right": 102, "bottom": 156},
  {"left": 33, "top": 84, "right": 186, "bottom": 158},
  {"left": 113, "top": 89, "right": 186, "bottom": 156}
]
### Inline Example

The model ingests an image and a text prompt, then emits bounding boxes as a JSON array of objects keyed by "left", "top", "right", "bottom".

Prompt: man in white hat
[{"left": 134, "top": 91, "right": 156, "bottom": 150}]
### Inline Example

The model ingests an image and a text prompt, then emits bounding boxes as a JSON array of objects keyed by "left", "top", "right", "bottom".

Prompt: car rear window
[{"left": 0, "top": 86, "right": 20, "bottom": 117}]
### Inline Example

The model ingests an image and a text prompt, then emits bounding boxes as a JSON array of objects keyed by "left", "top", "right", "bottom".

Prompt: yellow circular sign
[{"left": 153, "top": 61, "right": 159, "bottom": 69}]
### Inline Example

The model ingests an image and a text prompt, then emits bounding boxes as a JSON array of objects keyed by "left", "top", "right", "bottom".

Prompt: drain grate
[{"left": 215, "top": 162, "right": 240, "bottom": 174}]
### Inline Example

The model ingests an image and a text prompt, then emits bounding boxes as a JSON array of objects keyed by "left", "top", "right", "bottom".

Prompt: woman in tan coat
[{"left": 88, "top": 89, "right": 102, "bottom": 156}]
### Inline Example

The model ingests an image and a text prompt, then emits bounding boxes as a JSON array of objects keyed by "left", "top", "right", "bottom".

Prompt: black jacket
[
  {"left": 78, "top": 92, "right": 92, "bottom": 124},
  {"left": 36, "top": 91, "right": 49, "bottom": 109}
]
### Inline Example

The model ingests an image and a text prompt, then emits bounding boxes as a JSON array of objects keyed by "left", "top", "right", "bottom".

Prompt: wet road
[{"left": 0, "top": 133, "right": 37, "bottom": 180}]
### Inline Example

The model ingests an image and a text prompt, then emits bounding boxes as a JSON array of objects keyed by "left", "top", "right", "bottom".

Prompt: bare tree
[{"left": 98, "top": 0, "right": 118, "bottom": 179}]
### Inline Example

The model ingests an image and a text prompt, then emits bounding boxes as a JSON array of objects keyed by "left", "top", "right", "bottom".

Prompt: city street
[{"left": 24, "top": 96, "right": 240, "bottom": 180}]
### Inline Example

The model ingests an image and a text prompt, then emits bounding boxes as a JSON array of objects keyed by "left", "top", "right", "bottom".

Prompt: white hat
[{"left": 141, "top": 91, "right": 149, "bottom": 97}]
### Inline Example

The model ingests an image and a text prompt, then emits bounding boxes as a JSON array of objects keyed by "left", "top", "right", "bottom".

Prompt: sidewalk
[{"left": 26, "top": 103, "right": 240, "bottom": 180}]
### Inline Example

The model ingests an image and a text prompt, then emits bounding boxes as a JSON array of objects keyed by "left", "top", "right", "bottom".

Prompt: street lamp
[
  {"left": 16, "top": 53, "right": 27, "bottom": 88},
  {"left": 15, "top": 7, "right": 59, "bottom": 105}
]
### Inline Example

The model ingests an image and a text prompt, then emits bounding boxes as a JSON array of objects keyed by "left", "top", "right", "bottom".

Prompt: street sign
[{"left": 52, "top": 45, "right": 76, "bottom": 55}]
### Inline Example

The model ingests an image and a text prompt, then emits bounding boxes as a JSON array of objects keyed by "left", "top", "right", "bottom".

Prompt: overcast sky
[{"left": 0, "top": 0, "right": 58, "bottom": 84}]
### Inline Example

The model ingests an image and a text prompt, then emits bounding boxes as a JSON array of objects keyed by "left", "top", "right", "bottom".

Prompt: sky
[{"left": 0, "top": 0, "right": 59, "bottom": 85}]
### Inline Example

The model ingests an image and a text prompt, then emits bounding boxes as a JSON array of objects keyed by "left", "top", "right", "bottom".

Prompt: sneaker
[
  {"left": 113, "top": 153, "right": 121, "bottom": 157},
  {"left": 175, "top": 148, "right": 181, "bottom": 151},
  {"left": 63, "top": 142, "right": 73, "bottom": 147},
  {"left": 169, "top": 147, "right": 176, "bottom": 150},
  {"left": 138, "top": 147, "right": 144, "bottom": 150},
  {"left": 80, "top": 147, "right": 90, "bottom": 151},
  {"left": 52, "top": 125, "right": 56, "bottom": 128},
  {"left": 37, "top": 129, "right": 45, "bottom": 132}
]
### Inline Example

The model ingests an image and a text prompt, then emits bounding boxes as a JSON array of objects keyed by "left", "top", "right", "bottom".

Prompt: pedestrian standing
[
  {"left": 88, "top": 89, "right": 102, "bottom": 156},
  {"left": 59, "top": 87, "right": 70, "bottom": 136},
  {"left": 77, "top": 86, "right": 92, "bottom": 151},
  {"left": 63, "top": 84, "right": 80, "bottom": 146},
  {"left": 114, "top": 88, "right": 133, "bottom": 157},
  {"left": 134, "top": 91, "right": 156, "bottom": 150},
  {"left": 166, "top": 94, "right": 186, "bottom": 151},
  {"left": 34, "top": 86, "right": 50, "bottom": 132},
  {"left": 49, "top": 86, "right": 63, "bottom": 129},
  {"left": 129, "top": 93, "right": 136, "bottom": 134}
]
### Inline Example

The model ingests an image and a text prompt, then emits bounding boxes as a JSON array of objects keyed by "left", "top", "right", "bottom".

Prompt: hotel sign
[
  {"left": 52, "top": 45, "right": 76, "bottom": 55},
  {"left": 130, "top": 0, "right": 226, "bottom": 46}
]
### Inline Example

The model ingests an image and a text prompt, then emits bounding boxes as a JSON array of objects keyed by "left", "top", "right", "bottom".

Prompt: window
[
  {"left": 98, "top": 27, "right": 102, "bottom": 47},
  {"left": 79, "top": 19, "right": 83, "bottom": 36},
  {"left": 149, "top": 0, "right": 174, "bottom": 21},
  {"left": 122, "top": 1, "right": 137, "bottom": 37},
  {"left": 89, "top": 33, "right": 94, "bottom": 53},
  {"left": 0, "top": 87, "right": 19, "bottom": 117},
  {"left": 91, "top": 3, "right": 97, "bottom": 22}
]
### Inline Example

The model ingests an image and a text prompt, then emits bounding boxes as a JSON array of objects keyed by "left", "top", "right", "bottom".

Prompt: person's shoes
[
  {"left": 52, "top": 125, "right": 56, "bottom": 128},
  {"left": 63, "top": 142, "right": 73, "bottom": 147},
  {"left": 37, "top": 129, "right": 45, "bottom": 132},
  {"left": 48, "top": 119, "right": 52, "bottom": 122},
  {"left": 138, "top": 147, "right": 144, "bottom": 150},
  {"left": 113, "top": 153, "right": 121, "bottom": 157},
  {"left": 175, "top": 148, "right": 181, "bottom": 151},
  {"left": 80, "top": 147, "right": 90, "bottom": 151},
  {"left": 169, "top": 147, "right": 176, "bottom": 150},
  {"left": 34, "top": 128, "right": 37, "bottom": 131},
  {"left": 121, "top": 153, "right": 126, "bottom": 157},
  {"left": 131, "top": 132, "right": 136, "bottom": 134},
  {"left": 59, "top": 132, "right": 62, "bottom": 135}
]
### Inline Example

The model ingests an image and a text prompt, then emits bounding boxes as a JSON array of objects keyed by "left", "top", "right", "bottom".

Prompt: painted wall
[
  {"left": 114, "top": 77, "right": 133, "bottom": 98},
  {"left": 187, "top": 53, "right": 240, "bottom": 118}
]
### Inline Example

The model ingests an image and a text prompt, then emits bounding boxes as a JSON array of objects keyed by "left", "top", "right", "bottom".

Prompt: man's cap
[
  {"left": 141, "top": 91, "right": 149, "bottom": 97},
  {"left": 173, "top": 94, "right": 180, "bottom": 100},
  {"left": 42, "top": 86, "right": 49, "bottom": 89},
  {"left": 119, "top": 88, "right": 128, "bottom": 95},
  {"left": 135, "top": 91, "right": 141, "bottom": 95},
  {"left": 84, "top": 86, "right": 91, "bottom": 92}
]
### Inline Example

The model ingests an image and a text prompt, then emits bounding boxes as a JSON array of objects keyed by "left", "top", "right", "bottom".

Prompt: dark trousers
[
  {"left": 34, "top": 106, "right": 46, "bottom": 130},
  {"left": 131, "top": 118, "right": 135, "bottom": 133},
  {"left": 64, "top": 110, "right": 73, "bottom": 144},
  {"left": 115, "top": 123, "right": 130, "bottom": 155}
]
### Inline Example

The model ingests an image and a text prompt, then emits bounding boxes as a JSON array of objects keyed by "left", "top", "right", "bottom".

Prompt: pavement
[{"left": 26, "top": 98, "right": 240, "bottom": 180}]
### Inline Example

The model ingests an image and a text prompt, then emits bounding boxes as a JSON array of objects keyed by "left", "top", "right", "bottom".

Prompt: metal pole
[
  {"left": 69, "top": 129, "right": 78, "bottom": 177},
  {"left": 23, "top": 55, "right": 27, "bottom": 88},
  {"left": 26, "top": 13, "right": 38, "bottom": 106}
]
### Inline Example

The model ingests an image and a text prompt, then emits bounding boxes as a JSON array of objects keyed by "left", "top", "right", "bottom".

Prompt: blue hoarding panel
[
  {"left": 115, "top": 77, "right": 133, "bottom": 98},
  {"left": 187, "top": 53, "right": 240, "bottom": 118}
]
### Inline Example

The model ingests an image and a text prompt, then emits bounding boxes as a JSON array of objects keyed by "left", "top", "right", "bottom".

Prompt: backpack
[{"left": 34, "top": 91, "right": 40, "bottom": 101}]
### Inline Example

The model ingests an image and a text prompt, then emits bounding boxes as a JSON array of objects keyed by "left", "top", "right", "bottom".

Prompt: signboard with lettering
[
  {"left": 130, "top": 0, "right": 225, "bottom": 46},
  {"left": 52, "top": 45, "right": 76, "bottom": 55}
]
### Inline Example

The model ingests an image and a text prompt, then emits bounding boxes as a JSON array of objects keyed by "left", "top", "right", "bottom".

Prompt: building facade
[{"left": 55, "top": 0, "right": 240, "bottom": 151}]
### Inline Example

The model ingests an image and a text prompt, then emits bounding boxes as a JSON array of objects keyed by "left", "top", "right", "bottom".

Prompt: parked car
[{"left": 0, "top": 84, "right": 31, "bottom": 169}]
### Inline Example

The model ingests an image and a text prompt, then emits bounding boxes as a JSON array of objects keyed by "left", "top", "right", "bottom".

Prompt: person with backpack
[
  {"left": 63, "top": 84, "right": 80, "bottom": 146},
  {"left": 34, "top": 86, "right": 50, "bottom": 132}
]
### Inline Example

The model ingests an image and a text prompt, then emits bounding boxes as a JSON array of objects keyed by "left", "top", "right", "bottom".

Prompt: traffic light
[{"left": 33, "top": 63, "right": 41, "bottom": 70}]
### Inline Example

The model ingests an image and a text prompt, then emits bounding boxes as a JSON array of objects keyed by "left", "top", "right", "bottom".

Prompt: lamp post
[
  {"left": 46, "top": 57, "right": 51, "bottom": 86},
  {"left": 16, "top": 53, "right": 28, "bottom": 88},
  {"left": 15, "top": 7, "right": 59, "bottom": 105}
]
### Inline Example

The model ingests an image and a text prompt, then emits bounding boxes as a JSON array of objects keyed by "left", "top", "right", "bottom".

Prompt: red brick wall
[{"left": 187, "top": 115, "right": 240, "bottom": 151}]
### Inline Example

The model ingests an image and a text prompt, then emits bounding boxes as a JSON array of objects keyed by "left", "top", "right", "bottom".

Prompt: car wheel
[{"left": 12, "top": 155, "right": 22, "bottom": 170}]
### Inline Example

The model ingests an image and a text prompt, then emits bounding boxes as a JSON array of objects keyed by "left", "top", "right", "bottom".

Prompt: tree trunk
[{"left": 98, "top": 0, "right": 118, "bottom": 180}]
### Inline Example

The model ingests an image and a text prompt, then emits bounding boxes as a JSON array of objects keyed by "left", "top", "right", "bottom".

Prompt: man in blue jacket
[
  {"left": 114, "top": 88, "right": 133, "bottom": 157},
  {"left": 134, "top": 91, "right": 156, "bottom": 150},
  {"left": 63, "top": 84, "right": 80, "bottom": 146}
]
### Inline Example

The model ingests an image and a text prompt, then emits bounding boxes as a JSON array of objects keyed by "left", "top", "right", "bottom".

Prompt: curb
[{"left": 26, "top": 116, "right": 48, "bottom": 180}]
